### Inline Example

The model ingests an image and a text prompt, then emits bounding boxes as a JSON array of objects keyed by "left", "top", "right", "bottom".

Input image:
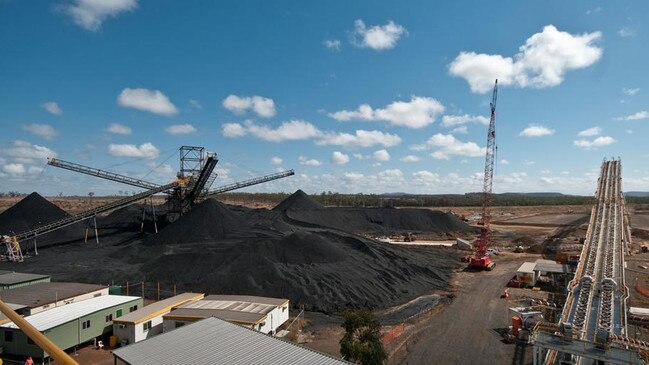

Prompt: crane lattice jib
[
  {"left": 206, "top": 170, "right": 295, "bottom": 196},
  {"left": 475, "top": 80, "right": 498, "bottom": 259},
  {"left": 47, "top": 158, "right": 161, "bottom": 190},
  {"left": 14, "top": 181, "right": 178, "bottom": 241}
]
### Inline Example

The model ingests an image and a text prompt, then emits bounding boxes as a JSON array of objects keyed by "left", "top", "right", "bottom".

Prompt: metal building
[
  {"left": 112, "top": 292, "right": 204, "bottom": 345},
  {"left": 113, "top": 317, "right": 351, "bottom": 365},
  {"left": 162, "top": 295, "right": 289, "bottom": 334},
  {"left": 0, "top": 282, "right": 108, "bottom": 315},
  {"left": 0, "top": 295, "right": 143, "bottom": 360},
  {"left": 0, "top": 271, "right": 50, "bottom": 291}
]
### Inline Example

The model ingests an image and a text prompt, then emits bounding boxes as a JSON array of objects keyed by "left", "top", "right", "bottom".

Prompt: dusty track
[{"left": 395, "top": 255, "right": 537, "bottom": 365}]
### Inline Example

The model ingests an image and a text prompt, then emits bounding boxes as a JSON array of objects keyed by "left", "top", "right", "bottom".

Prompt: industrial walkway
[{"left": 535, "top": 160, "right": 641, "bottom": 365}]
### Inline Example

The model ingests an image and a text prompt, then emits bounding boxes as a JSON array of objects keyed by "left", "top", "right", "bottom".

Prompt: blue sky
[{"left": 1, "top": 0, "right": 648, "bottom": 195}]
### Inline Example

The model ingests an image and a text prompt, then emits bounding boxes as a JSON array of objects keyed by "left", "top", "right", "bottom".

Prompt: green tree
[{"left": 339, "top": 309, "right": 387, "bottom": 365}]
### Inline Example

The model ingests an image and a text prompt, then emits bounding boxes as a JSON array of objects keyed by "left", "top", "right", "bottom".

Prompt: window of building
[
  {"left": 282, "top": 306, "right": 287, "bottom": 312},
  {"left": 82, "top": 320, "right": 91, "bottom": 329},
  {"left": 129, "top": 305, "right": 138, "bottom": 312},
  {"left": 116, "top": 309, "right": 123, "bottom": 318},
  {"left": 106, "top": 314, "right": 113, "bottom": 322},
  {"left": 4, "top": 331, "right": 13, "bottom": 342},
  {"left": 143, "top": 321, "right": 152, "bottom": 331},
  {"left": 118, "top": 324, "right": 126, "bottom": 329}
]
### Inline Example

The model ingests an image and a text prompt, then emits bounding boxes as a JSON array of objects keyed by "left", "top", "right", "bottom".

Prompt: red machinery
[{"left": 469, "top": 80, "right": 498, "bottom": 271}]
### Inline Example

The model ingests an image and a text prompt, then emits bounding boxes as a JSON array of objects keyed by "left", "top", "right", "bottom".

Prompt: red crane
[{"left": 469, "top": 79, "right": 498, "bottom": 271}]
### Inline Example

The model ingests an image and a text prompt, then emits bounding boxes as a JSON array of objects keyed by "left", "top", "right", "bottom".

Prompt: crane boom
[
  {"left": 47, "top": 158, "right": 161, "bottom": 190},
  {"left": 205, "top": 169, "right": 295, "bottom": 197},
  {"left": 469, "top": 80, "right": 498, "bottom": 270}
]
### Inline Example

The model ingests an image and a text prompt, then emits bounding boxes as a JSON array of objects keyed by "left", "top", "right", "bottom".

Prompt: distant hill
[
  {"left": 501, "top": 192, "right": 567, "bottom": 197},
  {"left": 626, "top": 192, "right": 649, "bottom": 197}
]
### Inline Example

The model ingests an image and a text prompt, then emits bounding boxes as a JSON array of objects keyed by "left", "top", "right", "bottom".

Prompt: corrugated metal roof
[
  {"left": 1, "top": 295, "right": 140, "bottom": 331},
  {"left": 534, "top": 262, "right": 568, "bottom": 274},
  {"left": 113, "top": 293, "right": 204, "bottom": 325},
  {"left": 113, "top": 317, "right": 351, "bottom": 365},
  {"left": 629, "top": 307, "right": 649, "bottom": 316},
  {"left": 0, "top": 282, "right": 106, "bottom": 307},
  {"left": 0, "top": 272, "right": 50, "bottom": 285},
  {"left": 163, "top": 307, "right": 266, "bottom": 325},
  {"left": 517, "top": 262, "right": 536, "bottom": 273},
  {"left": 203, "top": 295, "right": 288, "bottom": 306}
]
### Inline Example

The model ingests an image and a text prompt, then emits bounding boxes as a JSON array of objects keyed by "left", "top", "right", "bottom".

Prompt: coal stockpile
[
  {"left": 3, "top": 190, "right": 466, "bottom": 313},
  {"left": 0, "top": 192, "right": 69, "bottom": 235},
  {"left": 272, "top": 189, "right": 323, "bottom": 211},
  {"left": 146, "top": 199, "right": 253, "bottom": 245},
  {"left": 139, "top": 228, "right": 460, "bottom": 313}
]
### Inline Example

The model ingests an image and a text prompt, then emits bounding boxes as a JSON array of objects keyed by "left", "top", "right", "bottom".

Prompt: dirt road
[{"left": 396, "top": 255, "right": 536, "bottom": 365}]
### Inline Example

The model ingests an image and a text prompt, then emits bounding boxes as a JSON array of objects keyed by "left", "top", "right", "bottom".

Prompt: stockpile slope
[
  {"left": 146, "top": 199, "right": 252, "bottom": 245},
  {"left": 139, "top": 203, "right": 462, "bottom": 312},
  {"left": 0, "top": 192, "right": 69, "bottom": 235},
  {"left": 286, "top": 207, "right": 475, "bottom": 234},
  {"left": 272, "top": 189, "right": 323, "bottom": 211}
]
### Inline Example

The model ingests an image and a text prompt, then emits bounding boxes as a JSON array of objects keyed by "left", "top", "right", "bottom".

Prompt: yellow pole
[{"left": 0, "top": 299, "right": 79, "bottom": 365}]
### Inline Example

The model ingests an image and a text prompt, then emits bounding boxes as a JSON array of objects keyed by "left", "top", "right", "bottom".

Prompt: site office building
[
  {"left": 112, "top": 293, "right": 204, "bottom": 345},
  {"left": 0, "top": 295, "right": 143, "bottom": 360}
]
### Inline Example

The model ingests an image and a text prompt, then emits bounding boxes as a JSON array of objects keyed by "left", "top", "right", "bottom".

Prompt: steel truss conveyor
[{"left": 534, "top": 160, "right": 640, "bottom": 365}]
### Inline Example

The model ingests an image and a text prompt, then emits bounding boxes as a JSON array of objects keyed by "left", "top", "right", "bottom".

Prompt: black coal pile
[
  {"left": 0, "top": 192, "right": 69, "bottom": 235},
  {"left": 139, "top": 227, "right": 460, "bottom": 312},
  {"left": 146, "top": 199, "right": 252, "bottom": 245},
  {"left": 272, "top": 189, "right": 323, "bottom": 211},
  {"left": 286, "top": 207, "right": 475, "bottom": 235}
]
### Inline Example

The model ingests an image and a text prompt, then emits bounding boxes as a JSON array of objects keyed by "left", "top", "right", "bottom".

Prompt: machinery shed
[
  {"left": 113, "top": 317, "right": 350, "bottom": 365},
  {"left": 0, "top": 282, "right": 108, "bottom": 315},
  {"left": 516, "top": 262, "right": 538, "bottom": 287},
  {"left": 0, "top": 272, "right": 50, "bottom": 291},
  {"left": 112, "top": 292, "right": 204, "bottom": 345},
  {"left": 0, "top": 295, "right": 142, "bottom": 360},
  {"left": 162, "top": 294, "right": 289, "bottom": 334}
]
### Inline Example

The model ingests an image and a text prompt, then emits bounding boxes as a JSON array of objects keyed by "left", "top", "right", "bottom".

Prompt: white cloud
[
  {"left": 377, "top": 169, "right": 403, "bottom": 180},
  {"left": 42, "top": 102, "right": 62, "bottom": 115},
  {"left": 107, "top": 123, "right": 132, "bottom": 135},
  {"left": 222, "top": 95, "right": 276, "bottom": 118},
  {"left": 118, "top": 88, "right": 177, "bottom": 116},
  {"left": 3, "top": 140, "right": 57, "bottom": 163},
  {"left": 622, "top": 88, "right": 640, "bottom": 96},
  {"left": 222, "top": 120, "right": 320, "bottom": 142},
  {"left": 270, "top": 156, "right": 283, "bottom": 165},
  {"left": 525, "top": 160, "right": 535, "bottom": 165},
  {"left": 400, "top": 155, "right": 420, "bottom": 163},
  {"left": 221, "top": 123, "right": 248, "bottom": 138},
  {"left": 519, "top": 124, "right": 555, "bottom": 137},
  {"left": 323, "top": 39, "right": 341, "bottom": 51},
  {"left": 189, "top": 99, "right": 202, "bottom": 109},
  {"left": 329, "top": 96, "right": 444, "bottom": 128},
  {"left": 618, "top": 27, "right": 636, "bottom": 37},
  {"left": 426, "top": 133, "right": 485, "bottom": 160},
  {"left": 343, "top": 172, "right": 365, "bottom": 182},
  {"left": 500, "top": 159, "right": 509, "bottom": 165},
  {"left": 451, "top": 126, "right": 468, "bottom": 134},
  {"left": 441, "top": 114, "right": 489, "bottom": 127},
  {"left": 412, "top": 170, "right": 440, "bottom": 183},
  {"left": 577, "top": 126, "right": 601, "bottom": 137},
  {"left": 372, "top": 149, "right": 391, "bottom": 162},
  {"left": 317, "top": 130, "right": 401, "bottom": 148},
  {"left": 574, "top": 136, "right": 617, "bottom": 149},
  {"left": 585, "top": 7, "right": 602, "bottom": 15},
  {"left": 63, "top": 0, "right": 138, "bottom": 31},
  {"left": 450, "top": 25, "right": 602, "bottom": 93},
  {"left": 298, "top": 156, "right": 321, "bottom": 166},
  {"left": 3, "top": 163, "right": 26, "bottom": 175},
  {"left": 108, "top": 142, "right": 159, "bottom": 159},
  {"left": 614, "top": 111, "right": 649, "bottom": 121},
  {"left": 165, "top": 124, "right": 196, "bottom": 135},
  {"left": 352, "top": 19, "right": 407, "bottom": 50},
  {"left": 22, "top": 124, "right": 58, "bottom": 139},
  {"left": 331, "top": 151, "right": 350, "bottom": 165}
]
